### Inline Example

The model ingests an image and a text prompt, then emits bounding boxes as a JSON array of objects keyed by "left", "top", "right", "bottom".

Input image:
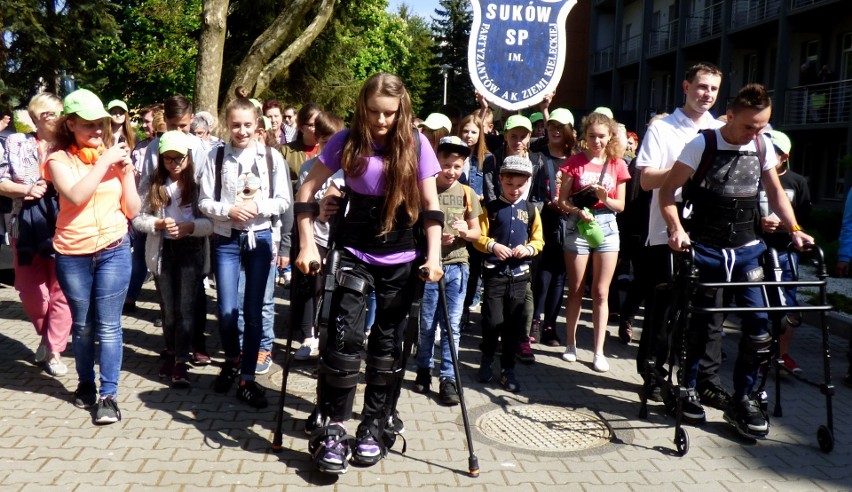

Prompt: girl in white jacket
[{"left": 133, "top": 131, "right": 212, "bottom": 388}]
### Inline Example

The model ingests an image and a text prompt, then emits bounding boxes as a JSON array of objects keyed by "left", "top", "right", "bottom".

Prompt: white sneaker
[
  {"left": 45, "top": 358, "right": 68, "bottom": 377},
  {"left": 562, "top": 345, "right": 577, "bottom": 362},
  {"left": 34, "top": 344, "right": 48, "bottom": 364},
  {"left": 593, "top": 354, "right": 609, "bottom": 373},
  {"left": 295, "top": 337, "right": 319, "bottom": 360}
]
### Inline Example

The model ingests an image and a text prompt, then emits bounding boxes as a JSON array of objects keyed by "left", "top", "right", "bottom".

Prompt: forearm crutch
[
  {"left": 272, "top": 259, "right": 320, "bottom": 451},
  {"left": 424, "top": 267, "right": 480, "bottom": 477}
]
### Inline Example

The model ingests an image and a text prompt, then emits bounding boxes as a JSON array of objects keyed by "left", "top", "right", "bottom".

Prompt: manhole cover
[
  {"left": 267, "top": 368, "right": 318, "bottom": 395},
  {"left": 477, "top": 403, "right": 611, "bottom": 452}
]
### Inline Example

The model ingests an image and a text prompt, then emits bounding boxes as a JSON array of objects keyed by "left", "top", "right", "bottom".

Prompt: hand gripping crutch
[
  {"left": 272, "top": 259, "right": 321, "bottom": 452},
  {"left": 421, "top": 267, "right": 480, "bottom": 477}
]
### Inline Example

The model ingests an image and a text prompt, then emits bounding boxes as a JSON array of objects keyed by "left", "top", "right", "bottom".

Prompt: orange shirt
[{"left": 46, "top": 150, "right": 129, "bottom": 255}]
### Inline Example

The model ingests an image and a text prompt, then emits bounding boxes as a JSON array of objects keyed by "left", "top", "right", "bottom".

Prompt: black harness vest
[
  {"left": 684, "top": 130, "right": 764, "bottom": 248},
  {"left": 340, "top": 191, "right": 417, "bottom": 254}
]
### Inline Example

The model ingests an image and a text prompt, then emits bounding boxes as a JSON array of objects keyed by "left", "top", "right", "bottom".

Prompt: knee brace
[
  {"left": 319, "top": 350, "right": 362, "bottom": 389},
  {"left": 365, "top": 354, "right": 402, "bottom": 386},
  {"left": 741, "top": 331, "right": 772, "bottom": 367},
  {"left": 336, "top": 269, "right": 371, "bottom": 295}
]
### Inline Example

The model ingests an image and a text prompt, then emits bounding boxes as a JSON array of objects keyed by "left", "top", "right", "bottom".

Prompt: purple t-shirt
[{"left": 319, "top": 129, "right": 440, "bottom": 265}]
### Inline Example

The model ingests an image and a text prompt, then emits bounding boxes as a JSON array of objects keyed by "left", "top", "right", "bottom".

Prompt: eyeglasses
[
  {"left": 304, "top": 123, "right": 315, "bottom": 129},
  {"left": 39, "top": 111, "right": 59, "bottom": 120},
  {"left": 283, "top": 115, "right": 294, "bottom": 120},
  {"left": 162, "top": 155, "right": 187, "bottom": 165}
]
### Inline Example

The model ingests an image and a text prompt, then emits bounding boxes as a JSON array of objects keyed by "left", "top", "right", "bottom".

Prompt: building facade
[{"left": 585, "top": 0, "right": 852, "bottom": 203}]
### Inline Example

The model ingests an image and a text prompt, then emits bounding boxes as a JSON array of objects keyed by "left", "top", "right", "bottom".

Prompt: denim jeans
[
  {"left": 238, "top": 260, "right": 276, "bottom": 352},
  {"left": 55, "top": 237, "right": 131, "bottom": 398},
  {"left": 684, "top": 241, "right": 769, "bottom": 399},
  {"left": 213, "top": 228, "right": 273, "bottom": 381},
  {"left": 417, "top": 263, "right": 468, "bottom": 380},
  {"left": 156, "top": 237, "right": 204, "bottom": 363}
]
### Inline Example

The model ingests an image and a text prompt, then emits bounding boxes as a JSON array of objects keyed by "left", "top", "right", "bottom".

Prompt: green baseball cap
[
  {"left": 419, "top": 113, "right": 453, "bottom": 133},
  {"left": 107, "top": 99, "right": 129, "bottom": 113},
  {"left": 765, "top": 130, "right": 791, "bottom": 155},
  {"left": 504, "top": 114, "right": 532, "bottom": 132},
  {"left": 548, "top": 108, "right": 575, "bottom": 126},
  {"left": 249, "top": 98, "right": 262, "bottom": 111},
  {"left": 261, "top": 115, "right": 272, "bottom": 131},
  {"left": 159, "top": 130, "right": 190, "bottom": 155},
  {"left": 592, "top": 106, "right": 614, "bottom": 119},
  {"left": 63, "top": 89, "right": 111, "bottom": 121},
  {"left": 529, "top": 112, "right": 544, "bottom": 124}
]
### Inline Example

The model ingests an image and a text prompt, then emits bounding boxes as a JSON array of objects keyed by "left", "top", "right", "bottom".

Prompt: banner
[{"left": 468, "top": 0, "right": 576, "bottom": 110}]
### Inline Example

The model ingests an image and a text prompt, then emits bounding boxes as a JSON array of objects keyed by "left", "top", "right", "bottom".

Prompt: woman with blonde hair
[{"left": 0, "top": 92, "right": 72, "bottom": 377}]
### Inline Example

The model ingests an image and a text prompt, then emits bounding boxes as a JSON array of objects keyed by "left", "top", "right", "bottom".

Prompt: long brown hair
[
  {"left": 148, "top": 151, "right": 198, "bottom": 213},
  {"left": 342, "top": 73, "right": 418, "bottom": 235},
  {"left": 458, "top": 112, "right": 488, "bottom": 170}
]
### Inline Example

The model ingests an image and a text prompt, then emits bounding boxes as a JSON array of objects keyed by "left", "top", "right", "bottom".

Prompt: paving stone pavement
[{"left": 1, "top": 277, "right": 851, "bottom": 491}]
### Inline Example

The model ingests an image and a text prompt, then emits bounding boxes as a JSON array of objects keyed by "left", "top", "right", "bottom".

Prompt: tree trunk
[
  {"left": 218, "top": 0, "right": 337, "bottom": 125},
  {"left": 195, "top": 0, "right": 228, "bottom": 121}
]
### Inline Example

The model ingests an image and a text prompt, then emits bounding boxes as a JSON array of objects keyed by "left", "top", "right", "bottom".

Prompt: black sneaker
[
  {"left": 309, "top": 423, "right": 353, "bottom": 474},
  {"left": 73, "top": 381, "right": 97, "bottom": 409},
  {"left": 500, "top": 369, "right": 521, "bottom": 393},
  {"left": 477, "top": 356, "right": 494, "bottom": 383},
  {"left": 640, "top": 382, "right": 663, "bottom": 403},
  {"left": 236, "top": 380, "right": 268, "bottom": 408},
  {"left": 412, "top": 367, "right": 431, "bottom": 394},
  {"left": 94, "top": 397, "right": 122, "bottom": 425},
  {"left": 698, "top": 384, "right": 732, "bottom": 411},
  {"left": 665, "top": 391, "right": 706, "bottom": 426},
  {"left": 724, "top": 395, "right": 769, "bottom": 439},
  {"left": 213, "top": 360, "right": 239, "bottom": 393},
  {"left": 439, "top": 378, "right": 460, "bottom": 405}
]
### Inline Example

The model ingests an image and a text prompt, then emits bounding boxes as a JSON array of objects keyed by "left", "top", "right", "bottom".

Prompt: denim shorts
[{"left": 562, "top": 211, "right": 620, "bottom": 255}]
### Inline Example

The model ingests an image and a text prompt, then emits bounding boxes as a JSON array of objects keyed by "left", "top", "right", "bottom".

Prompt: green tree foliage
[
  {"left": 271, "top": 0, "right": 435, "bottom": 120},
  {"left": 427, "top": 0, "right": 475, "bottom": 116},
  {"left": 0, "top": 0, "right": 118, "bottom": 103},
  {"left": 397, "top": 7, "right": 436, "bottom": 115},
  {"left": 90, "top": 0, "right": 202, "bottom": 108}
]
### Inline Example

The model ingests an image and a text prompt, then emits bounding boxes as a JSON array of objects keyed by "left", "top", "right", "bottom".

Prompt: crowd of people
[{"left": 0, "top": 63, "right": 849, "bottom": 474}]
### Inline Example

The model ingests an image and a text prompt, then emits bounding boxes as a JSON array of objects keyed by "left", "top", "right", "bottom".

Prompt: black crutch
[
  {"left": 272, "top": 260, "right": 320, "bottom": 452},
  {"left": 422, "top": 267, "right": 480, "bottom": 477}
]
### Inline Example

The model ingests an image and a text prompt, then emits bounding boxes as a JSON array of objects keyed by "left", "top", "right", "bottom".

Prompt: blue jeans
[
  {"left": 685, "top": 241, "right": 769, "bottom": 399},
  {"left": 238, "top": 261, "right": 276, "bottom": 352},
  {"left": 213, "top": 228, "right": 273, "bottom": 381},
  {"left": 417, "top": 263, "right": 468, "bottom": 380},
  {"left": 55, "top": 237, "right": 131, "bottom": 398}
]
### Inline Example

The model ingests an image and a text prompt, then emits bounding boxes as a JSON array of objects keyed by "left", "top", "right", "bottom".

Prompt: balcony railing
[
  {"left": 731, "top": 0, "right": 781, "bottom": 29},
  {"left": 593, "top": 46, "right": 614, "bottom": 73},
  {"left": 784, "top": 79, "right": 852, "bottom": 125},
  {"left": 790, "top": 0, "right": 833, "bottom": 11},
  {"left": 684, "top": 2, "right": 723, "bottom": 44},
  {"left": 619, "top": 34, "right": 642, "bottom": 65},
  {"left": 648, "top": 19, "right": 679, "bottom": 56}
]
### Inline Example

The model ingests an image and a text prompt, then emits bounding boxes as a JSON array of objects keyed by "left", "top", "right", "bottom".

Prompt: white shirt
[
  {"left": 635, "top": 108, "right": 724, "bottom": 246},
  {"left": 163, "top": 178, "right": 195, "bottom": 239}
]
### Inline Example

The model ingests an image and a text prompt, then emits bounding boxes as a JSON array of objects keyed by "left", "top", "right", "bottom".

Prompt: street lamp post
[{"left": 440, "top": 64, "right": 451, "bottom": 106}]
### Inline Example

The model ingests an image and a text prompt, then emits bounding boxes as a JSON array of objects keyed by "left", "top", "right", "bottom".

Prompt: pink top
[{"left": 560, "top": 153, "right": 631, "bottom": 210}]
